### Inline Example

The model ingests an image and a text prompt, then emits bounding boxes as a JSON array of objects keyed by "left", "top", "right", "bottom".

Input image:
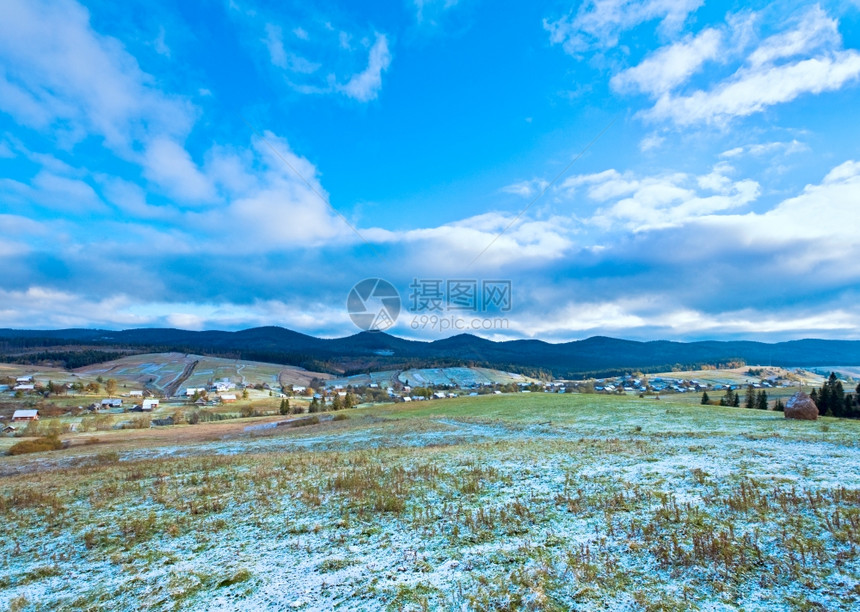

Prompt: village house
[
  {"left": 142, "top": 399, "right": 159, "bottom": 411},
  {"left": 12, "top": 409, "right": 39, "bottom": 422},
  {"left": 129, "top": 390, "right": 144, "bottom": 398},
  {"left": 16, "top": 376, "right": 33, "bottom": 383},
  {"left": 219, "top": 393, "right": 237, "bottom": 403},
  {"left": 13, "top": 384, "right": 35, "bottom": 391},
  {"left": 100, "top": 398, "right": 123, "bottom": 408}
]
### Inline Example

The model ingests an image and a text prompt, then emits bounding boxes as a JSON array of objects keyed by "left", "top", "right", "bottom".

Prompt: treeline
[
  {"left": 811, "top": 372, "right": 860, "bottom": 419},
  {"left": 0, "top": 350, "right": 136, "bottom": 369},
  {"left": 702, "top": 386, "right": 781, "bottom": 411}
]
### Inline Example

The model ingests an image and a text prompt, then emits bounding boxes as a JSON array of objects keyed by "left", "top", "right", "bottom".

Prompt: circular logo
[{"left": 347, "top": 278, "right": 401, "bottom": 331}]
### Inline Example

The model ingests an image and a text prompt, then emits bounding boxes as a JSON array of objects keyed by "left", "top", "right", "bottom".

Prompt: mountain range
[{"left": 2, "top": 327, "right": 860, "bottom": 378}]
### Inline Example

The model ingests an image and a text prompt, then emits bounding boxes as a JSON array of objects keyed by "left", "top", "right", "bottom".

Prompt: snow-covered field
[{"left": 2, "top": 394, "right": 859, "bottom": 610}]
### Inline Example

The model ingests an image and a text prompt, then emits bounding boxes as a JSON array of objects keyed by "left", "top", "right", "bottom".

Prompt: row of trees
[
  {"left": 306, "top": 392, "right": 358, "bottom": 413},
  {"left": 810, "top": 373, "right": 860, "bottom": 419},
  {"left": 702, "top": 385, "right": 781, "bottom": 411},
  {"left": 702, "top": 373, "right": 860, "bottom": 418}
]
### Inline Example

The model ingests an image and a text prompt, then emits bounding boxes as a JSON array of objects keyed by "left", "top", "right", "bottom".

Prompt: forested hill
[{"left": 1, "top": 327, "right": 859, "bottom": 378}]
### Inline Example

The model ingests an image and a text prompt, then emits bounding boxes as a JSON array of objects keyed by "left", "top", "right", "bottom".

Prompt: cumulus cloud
[{"left": 559, "top": 165, "right": 761, "bottom": 232}]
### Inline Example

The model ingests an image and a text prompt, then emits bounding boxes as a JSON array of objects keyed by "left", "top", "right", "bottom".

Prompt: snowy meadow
[{"left": 2, "top": 394, "right": 859, "bottom": 610}]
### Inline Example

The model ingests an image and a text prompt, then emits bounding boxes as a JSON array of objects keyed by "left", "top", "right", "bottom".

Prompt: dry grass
[{"left": 1, "top": 394, "right": 859, "bottom": 609}]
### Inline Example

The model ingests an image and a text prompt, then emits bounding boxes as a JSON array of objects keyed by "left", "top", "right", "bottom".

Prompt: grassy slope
[{"left": 1, "top": 394, "right": 859, "bottom": 610}]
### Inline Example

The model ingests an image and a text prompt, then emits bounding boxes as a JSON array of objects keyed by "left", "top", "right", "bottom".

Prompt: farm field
[
  {"left": 2, "top": 394, "right": 859, "bottom": 610},
  {"left": 397, "top": 367, "right": 537, "bottom": 388},
  {"left": 645, "top": 366, "right": 826, "bottom": 388},
  {"left": 76, "top": 353, "right": 330, "bottom": 397}
]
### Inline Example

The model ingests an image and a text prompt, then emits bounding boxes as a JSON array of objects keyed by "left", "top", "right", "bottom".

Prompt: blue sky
[{"left": 1, "top": 0, "right": 860, "bottom": 341}]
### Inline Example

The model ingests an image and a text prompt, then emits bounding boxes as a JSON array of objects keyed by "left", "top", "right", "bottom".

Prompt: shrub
[
  {"left": 8, "top": 434, "right": 64, "bottom": 455},
  {"left": 332, "top": 413, "right": 350, "bottom": 422},
  {"left": 126, "top": 416, "right": 150, "bottom": 429}
]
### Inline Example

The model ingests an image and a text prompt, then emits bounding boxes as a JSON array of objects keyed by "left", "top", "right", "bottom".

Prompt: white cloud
[
  {"left": 0, "top": 0, "right": 193, "bottom": 151},
  {"left": 719, "top": 140, "right": 807, "bottom": 158},
  {"left": 153, "top": 25, "right": 170, "bottom": 57},
  {"left": 610, "top": 28, "right": 722, "bottom": 96},
  {"left": 100, "top": 177, "right": 175, "bottom": 220},
  {"left": 626, "top": 6, "right": 860, "bottom": 126},
  {"left": 0, "top": 287, "right": 150, "bottom": 328},
  {"left": 639, "top": 132, "right": 664, "bottom": 151},
  {"left": 0, "top": 171, "right": 107, "bottom": 213},
  {"left": 143, "top": 137, "right": 215, "bottom": 202},
  {"left": 339, "top": 34, "right": 391, "bottom": 102},
  {"left": 560, "top": 165, "right": 760, "bottom": 231},
  {"left": 264, "top": 23, "right": 288, "bottom": 68},
  {"left": 545, "top": 0, "right": 703, "bottom": 54},
  {"left": 414, "top": 0, "right": 460, "bottom": 24},
  {"left": 748, "top": 5, "right": 839, "bottom": 67},
  {"left": 645, "top": 51, "right": 860, "bottom": 125},
  {"left": 175, "top": 131, "right": 357, "bottom": 252},
  {"left": 500, "top": 178, "right": 549, "bottom": 198},
  {"left": 513, "top": 298, "right": 860, "bottom": 339}
]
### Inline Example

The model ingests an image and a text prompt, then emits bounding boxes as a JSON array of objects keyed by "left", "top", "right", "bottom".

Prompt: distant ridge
[{"left": 1, "top": 327, "right": 860, "bottom": 378}]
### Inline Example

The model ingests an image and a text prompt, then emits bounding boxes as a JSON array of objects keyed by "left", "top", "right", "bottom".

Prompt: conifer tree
[
  {"left": 744, "top": 384, "right": 756, "bottom": 409},
  {"left": 756, "top": 390, "right": 768, "bottom": 410},
  {"left": 701, "top": 391, "right": 710, "bottom": 405}
]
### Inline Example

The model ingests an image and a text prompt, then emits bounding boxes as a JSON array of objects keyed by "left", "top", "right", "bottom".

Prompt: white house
[
  {"left": 12, "top": 409, "right": 39, "bottom": 422},
  {"left": 100, "top": 398, "right": 123, "bottom": 408},
  {"left": 142, "top": 399, "right": 159, "bottom": 411},
  {"left": 16, "top": 376, "right": 33, "bottom": 383},
  {"left": 186, "top": 387, "right": 207, "bottom": 397},
  {"left": 13, "top": 384, "right": 35, "bottom": 391},
  {"left": 129, "top": 390, "right": 144, "bottom": 398},
  {"left": 219, "top": 393, "right": 237, "bottom": 403}
]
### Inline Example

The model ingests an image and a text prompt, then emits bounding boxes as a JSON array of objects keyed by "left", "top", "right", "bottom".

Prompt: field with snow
[
  {"left": 76, "top": 353, "right": 329, "bottom": 396},
  {"left": 2, "top": 394, "right": 860, "bottom": 610},
  {"left": 398, "top": 367, "right": 536, "bottom": 388}
]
